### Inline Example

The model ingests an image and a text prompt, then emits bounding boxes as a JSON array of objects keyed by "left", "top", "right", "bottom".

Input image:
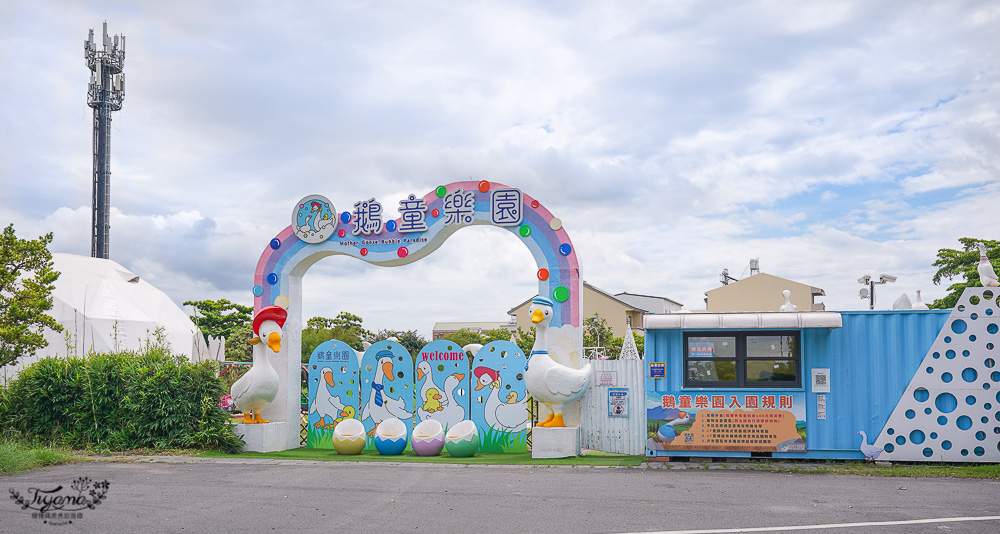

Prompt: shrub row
[{"left": 0, "top": 348, "right": 243, "bottom": 453}]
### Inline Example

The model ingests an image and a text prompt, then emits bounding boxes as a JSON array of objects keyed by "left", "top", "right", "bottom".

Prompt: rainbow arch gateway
[{"left": 250, "top": 180, "right": 584, "bottom": 450}]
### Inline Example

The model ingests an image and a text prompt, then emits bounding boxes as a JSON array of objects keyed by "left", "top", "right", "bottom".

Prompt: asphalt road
[{"left": 3, "top": 458, "right": 999, "bottom": 534}]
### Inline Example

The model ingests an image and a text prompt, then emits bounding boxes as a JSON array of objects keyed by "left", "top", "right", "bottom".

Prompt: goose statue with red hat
[
  {"left": 231, "top": 305, "right": 286, "bottom": 424},
  {"left": 524, "top": 297, "right": 592, "bottom": 427}
]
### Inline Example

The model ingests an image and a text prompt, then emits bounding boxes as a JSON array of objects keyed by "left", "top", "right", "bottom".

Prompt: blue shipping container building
[{"left": 643, "top": 287, "right": 999, "bottom": 462}]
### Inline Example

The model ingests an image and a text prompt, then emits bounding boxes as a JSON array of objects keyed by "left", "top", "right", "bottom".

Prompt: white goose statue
[
  {"left": 231, "top": 305, "right": 286, "bottom": 424},
  {"left": 976, "top": 242, "right": 999, "bottom": 287},
  {"left": 911, "top": 290, "right": 929, "bottom": 310},
  {"left": 524, "top": 297, "right": 592, "bottom": 428},
  {"left": 778, "top": 289, "right": 797, "bottom": 312}
]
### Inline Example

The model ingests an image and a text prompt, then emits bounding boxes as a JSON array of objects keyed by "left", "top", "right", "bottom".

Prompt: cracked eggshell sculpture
[
  {"left": 331, "top": 418, "right": 367, "bottom": 455},
  {"left": 444, "top": 420, "right": 479, "bottom": 457},
  {"left": 374, "top": 417, "right": 409, "bottom": 455},
  {"left": 411, "top": 419, "right": 445, "bottom": 456}
]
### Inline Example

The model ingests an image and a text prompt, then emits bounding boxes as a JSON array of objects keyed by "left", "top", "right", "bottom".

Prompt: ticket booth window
[{"left": 683, "top": 331, "right": 800, "bottom": 388}]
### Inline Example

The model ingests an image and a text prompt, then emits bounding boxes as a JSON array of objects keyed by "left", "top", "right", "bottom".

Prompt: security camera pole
[{"left": 858, "top": 274, "right": 896, "bottom": 310}]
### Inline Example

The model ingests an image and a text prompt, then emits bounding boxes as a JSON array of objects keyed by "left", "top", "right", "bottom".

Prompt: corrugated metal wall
[
  {"left": 581, "top": 359, "right": 646, "bottom": 455},
  {"left": 644, "top": 310, "right": 952, "bottom": 459}
]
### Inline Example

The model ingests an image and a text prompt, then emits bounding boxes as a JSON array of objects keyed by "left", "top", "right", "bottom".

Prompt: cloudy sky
[{"left": 2, "top": 0, "right": 998, "bottom": 338}]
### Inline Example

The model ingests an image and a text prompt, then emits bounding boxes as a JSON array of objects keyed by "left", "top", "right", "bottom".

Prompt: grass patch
[
  {"left": 197, "top": 448, "right": 645, "bottom": 466},
  {"left": 0, "top": 435, "right": 76, "bottom": 476},
  {"left": 708, "top": 459, "right": 1000, "bottom": 478}
]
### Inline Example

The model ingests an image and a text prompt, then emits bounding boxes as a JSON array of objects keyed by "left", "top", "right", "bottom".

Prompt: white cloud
[{"left": 2, "top": 0, "right": 999, "bottom": 337}]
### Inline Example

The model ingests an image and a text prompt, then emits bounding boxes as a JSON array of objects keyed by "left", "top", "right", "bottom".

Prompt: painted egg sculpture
[
  {"left": 374, "top": 417, "right": 409, "bottom": 456},
  {"left": 444, "top": 420, "right": 479, "bottom": 458},
  {"left": 332, "top": 419, "right": 367, "bottom": 455},
  {"left": 412, "top": 419, "right": 445, "bottom": 457}
]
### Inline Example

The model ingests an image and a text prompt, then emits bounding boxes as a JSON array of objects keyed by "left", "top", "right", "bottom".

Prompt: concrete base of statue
[
  {"left": 233, "top": 422, "right": 288, "bottom": 453},
  {"left": 531, "top": 426, "right": 581, "bottom": 458}
]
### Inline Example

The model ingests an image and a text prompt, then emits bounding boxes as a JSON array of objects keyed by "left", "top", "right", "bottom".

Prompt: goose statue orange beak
[
  {"left": 267, "top": 331, "right": 282, "bottom": 353},
  {"left": 531, "top": 309, "right": 545, "bottom": 323}
]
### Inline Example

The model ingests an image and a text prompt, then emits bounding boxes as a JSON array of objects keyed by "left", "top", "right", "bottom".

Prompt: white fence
[{"left": 580, "top": 359, "right": 646, "bottom": 455}]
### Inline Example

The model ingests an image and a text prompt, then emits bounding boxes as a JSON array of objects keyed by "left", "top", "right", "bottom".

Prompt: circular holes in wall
[
  {"left": 909, "top": 430, "right": 925, "bottom": 444},
  {"left": 957, "top": 415, "right": 973, "bottom": 430},
  {"left": 914, "top": 388, "right": 930, "bottom": 402},
  {"left": 942, "top": 372, "right": 953, "bottom": 383},
  {"left": 946, "top": 350, "right": 957, "bottom": 359},
  {"left": 905, "top": 409, "right": 916, "bottom": 419},
  {"left": 935, "top": 392, "right": 957, "bottom": 413},
  {"left": 964, "top": 368, "right": 979, "bottom": 383}
]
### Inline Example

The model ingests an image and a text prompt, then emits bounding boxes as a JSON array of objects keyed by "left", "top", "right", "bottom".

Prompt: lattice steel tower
[{"left": 84, "top": 22, "right": 125, "bottom": 259}]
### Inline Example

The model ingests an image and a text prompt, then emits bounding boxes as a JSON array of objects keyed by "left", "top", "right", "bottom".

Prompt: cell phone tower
[{"left": 84, "top": 22, "right": 125, "bottom": 259}]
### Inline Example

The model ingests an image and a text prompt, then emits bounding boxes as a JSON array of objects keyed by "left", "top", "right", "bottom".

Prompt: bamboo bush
[{"left": 0, "top": 344, "right": 243, "bottom": 453}]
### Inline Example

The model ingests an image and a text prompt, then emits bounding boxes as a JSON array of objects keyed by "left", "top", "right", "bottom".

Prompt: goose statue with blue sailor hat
[{"left": 524, "top": 296, "right": 592, "bottom": 427}]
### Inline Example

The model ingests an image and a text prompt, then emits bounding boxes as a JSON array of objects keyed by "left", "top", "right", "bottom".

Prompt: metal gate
[{"left": 580, "top": 358, "right": 646, "bottom": 455}]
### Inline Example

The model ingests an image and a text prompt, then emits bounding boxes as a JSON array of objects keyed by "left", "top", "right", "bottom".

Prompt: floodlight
[{"left": 859, "top": 288, "right": 870, "bottom": 298}]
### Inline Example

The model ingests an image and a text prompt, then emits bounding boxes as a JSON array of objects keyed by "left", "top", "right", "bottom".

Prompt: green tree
[
  {"left": 931, "top": 238, "right": 999, "bottom": 309},
  {"left": 332, "top": 311, "right": 365, "bottom": 332},
  {"left": 0, "top": 225, "right": 62, "bottom": 368},
  {"left": 484, "top": 327, "right": 517, "bottom": 344},
  {"left": 183, "top": 299, "right": 252, "bottom": 341},
  {"left": 631, "top": 330, "right": 645, "bottom": 358},
  {"left": 224, "top": 323, "right": 253, "bottom": 362},
  {"left": 306, "top": 316, "right": 333, "bottom": 329},
  {"left": 512, "top": 326, "right": 536, "bottom": 355},
  {"left": 441, "top": 329, "right": 486, "bottom": 349},
  {"left": 584, "top": 314, "right": 624, "bottom": 358},
  {"left": 301, "top": 311, "right": 372, "bottom": 362},
  {"left": 301, "top": 326, "right": 365, "bottom": 362},
  {"left": 367, "top": 329, "right": 428, "bottom": 359}
]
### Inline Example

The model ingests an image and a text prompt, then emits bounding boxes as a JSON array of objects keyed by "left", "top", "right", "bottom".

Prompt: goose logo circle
[{"left": 8, "top": 477, "right": 109, "bottom": 526}]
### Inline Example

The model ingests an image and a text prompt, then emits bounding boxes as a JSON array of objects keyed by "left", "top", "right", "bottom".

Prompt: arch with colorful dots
[{"left": 251, "top": 180, "right": 582, "bottom": 449}]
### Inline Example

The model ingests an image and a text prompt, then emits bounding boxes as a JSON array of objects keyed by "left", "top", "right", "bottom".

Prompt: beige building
[
  {"left": 704, "top": 272, "right": 826, "bottom": 312},
  {"left": 508, "top": 282, "right": 657, "bottom": 339}
]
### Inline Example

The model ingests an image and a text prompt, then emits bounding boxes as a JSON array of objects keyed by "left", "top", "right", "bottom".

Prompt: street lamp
[{"left": 858, "top": 274, "right": 897, "bottom": 310}]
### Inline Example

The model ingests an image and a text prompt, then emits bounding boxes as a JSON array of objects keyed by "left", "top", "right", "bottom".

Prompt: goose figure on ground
[
  {"left": 857, "top": 430, "right": 883, "bottom": 461},
  {"left": 524, "top": 297, "right": 592, "bottom": 428}
]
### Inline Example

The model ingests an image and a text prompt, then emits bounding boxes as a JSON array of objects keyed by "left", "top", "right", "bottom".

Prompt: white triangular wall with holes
[{"left": 876, "top": 288, "right": 1000, "bottom": 461}]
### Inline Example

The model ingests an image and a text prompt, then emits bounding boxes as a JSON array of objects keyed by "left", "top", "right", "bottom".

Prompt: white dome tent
[{"left": 2, "top": 253, "right": 211, "bottom": 385}]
